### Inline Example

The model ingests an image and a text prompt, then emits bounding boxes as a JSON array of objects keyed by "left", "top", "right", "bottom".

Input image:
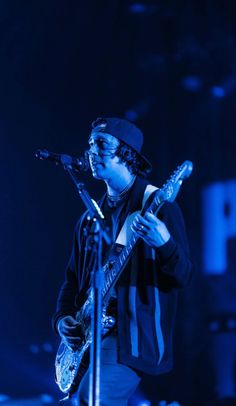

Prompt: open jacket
[{"left": 52, "top": 177, "right": 193, "bottom": 374}]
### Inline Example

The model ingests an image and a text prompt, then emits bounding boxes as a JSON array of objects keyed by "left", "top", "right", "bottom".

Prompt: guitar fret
[
  {"left": 113, "top": 263, "right": 118, "bottom": 275},
  {"left": 126, "top": 241, "right": 132, "bottom": 253},
  {"left": 107, "top": 273, "right": 112, "bottom": 286},
  {"left": 105, "top": 276, "right": 109, "bottom": 288},
  {"left": 105, "top": 279, "right": 110, "bottom": 292},
  {"left": 123, "top": 247, "right": 128, "bottom": 257},
  {"left": 104, "top": 282, "right": 108, "bottom": 294},
  {"left": 121, "top": 251, "right": 126, "bottom": 263}
]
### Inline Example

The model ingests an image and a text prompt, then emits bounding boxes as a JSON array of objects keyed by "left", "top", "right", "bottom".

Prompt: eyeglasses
[{"left": 87, "top": 136, "right": 119, "bottom": 157}]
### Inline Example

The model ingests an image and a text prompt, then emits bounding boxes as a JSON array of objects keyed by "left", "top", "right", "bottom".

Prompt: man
[{"left": 53, "top": 117, "right": 192, "bottom": 406}]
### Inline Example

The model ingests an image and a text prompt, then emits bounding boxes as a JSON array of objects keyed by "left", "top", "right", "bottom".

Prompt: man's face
[{"left": 88, "top": 131, "right": 125, "bottom": 180}]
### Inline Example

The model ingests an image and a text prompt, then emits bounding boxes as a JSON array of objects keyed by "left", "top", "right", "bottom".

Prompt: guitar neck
[{"left": 102, "top": 190, "right": 163, "bottom": 300}]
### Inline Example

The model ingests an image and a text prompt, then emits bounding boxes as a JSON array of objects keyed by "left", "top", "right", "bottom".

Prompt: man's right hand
[{"left": 57, "top": 315, "right": 84, "bottom": 349}]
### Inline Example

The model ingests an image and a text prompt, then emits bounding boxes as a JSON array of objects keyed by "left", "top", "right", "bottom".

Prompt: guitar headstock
[{"left": 156, "top": 160, "right": 193, "bottom": 203}]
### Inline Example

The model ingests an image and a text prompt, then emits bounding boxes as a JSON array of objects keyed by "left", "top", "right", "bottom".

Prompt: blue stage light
[
  {"left": 181, "top": 75, "right": 202, "bottom": 92},
  {"left": 40, "top": 393, "right": 54, "bottom": 404},
  {"left": 168, "top": 401, "right": 182, "bottom": 405},
  {"left": 226, "top": 318, "right": 236, "bottom": 330},
  {"left": 129, "top": 3, "right": 147, "bottom": 14},
  {"left": 211, "top": 86, "right": 225, "bottom": 98},
  {"left": 125, "top": 110, "right": 139, "bottom": 121},
  {"left": 137, "top": 401, "right": 151, "bottom": 406},
  {"left": 29, "top": 344, "right": 40, "bottom": 354},
  {"left": 0, "top": 394, "right": 10, "bottom": 402},
  {"left": 208, "top": 320, "right": 221, "bottom": 332},
  {"left": 42, "top": 342, "right": 53, "bottom": 353},
  {"left": 128, "top": 2, "right": 158, "bottom": 15},
  {"left": 211, "top": 76, "right": 236, "bottom": 98}
]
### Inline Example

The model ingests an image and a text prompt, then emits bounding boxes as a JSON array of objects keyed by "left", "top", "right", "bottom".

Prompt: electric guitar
[{"left": 55, "top": 160, "right": 193, "bottom": 394}]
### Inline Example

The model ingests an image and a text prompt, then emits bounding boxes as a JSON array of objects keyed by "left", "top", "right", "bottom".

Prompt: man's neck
[{"left": 106, "top": 172, "right": 135, "bottom": 197}]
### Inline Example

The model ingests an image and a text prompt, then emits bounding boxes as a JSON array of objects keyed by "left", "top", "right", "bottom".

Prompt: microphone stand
[{"left": 64, "top": 166, "right": 111, "bottom": 406}]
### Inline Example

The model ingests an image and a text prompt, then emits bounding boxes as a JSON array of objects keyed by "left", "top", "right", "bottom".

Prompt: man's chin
[{"left": 91, "top": 167, "right": 105, "bottom": 180}]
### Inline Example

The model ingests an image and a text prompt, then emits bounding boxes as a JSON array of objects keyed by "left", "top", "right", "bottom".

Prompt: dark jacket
[{"left": 53, "top": 177, "right": 192, "bottom": 375}]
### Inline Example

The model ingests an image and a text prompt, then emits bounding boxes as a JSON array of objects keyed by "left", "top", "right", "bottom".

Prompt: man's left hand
[{"left": 132, "top": 212, "right": 170, "bottom": 248}]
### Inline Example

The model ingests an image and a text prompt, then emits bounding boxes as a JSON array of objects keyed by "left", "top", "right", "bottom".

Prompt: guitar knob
[{"left": 69, "top": 365, "right": 75, "bottom": 372}]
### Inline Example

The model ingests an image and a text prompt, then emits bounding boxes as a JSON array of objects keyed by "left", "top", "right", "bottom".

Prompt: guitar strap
[{"left": 115, "top": 184, "right": 158, "bottom": 246}]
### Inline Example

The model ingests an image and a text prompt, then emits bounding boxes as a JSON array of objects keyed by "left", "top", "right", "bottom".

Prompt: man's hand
[
  {"left": 132, "top": 212, "right": 170, "bottom": 248},
  {"left": 58, "top": 315, "right": 84, "bottom": 349}
]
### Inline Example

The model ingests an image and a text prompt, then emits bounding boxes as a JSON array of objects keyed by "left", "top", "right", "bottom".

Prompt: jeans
[{"left": 69, "top": 332, "right": 142, "bottom": 406}]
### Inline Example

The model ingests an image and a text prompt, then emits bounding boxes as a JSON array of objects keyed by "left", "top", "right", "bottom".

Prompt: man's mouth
[{"left": 91, "top": 160, "right": 103, "bottom": 167}]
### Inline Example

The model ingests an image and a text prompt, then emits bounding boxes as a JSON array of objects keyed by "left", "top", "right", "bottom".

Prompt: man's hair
[{"left": 116, "top": 140, "right": 148, "bottom": 177}]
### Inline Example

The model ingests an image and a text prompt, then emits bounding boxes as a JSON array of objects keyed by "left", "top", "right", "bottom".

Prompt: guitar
[{"left": 55, "top": 160, "right": 193, "bottom": 394}]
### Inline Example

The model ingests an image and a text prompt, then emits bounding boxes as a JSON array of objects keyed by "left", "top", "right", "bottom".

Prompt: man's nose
[{"left": 88, "top": 144, "right": 99, "bottom": 155}]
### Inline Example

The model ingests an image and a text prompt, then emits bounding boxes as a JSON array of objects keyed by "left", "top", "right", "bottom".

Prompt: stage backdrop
[{"left": 0, "top": 1, "right": 235, "bottom": 405}]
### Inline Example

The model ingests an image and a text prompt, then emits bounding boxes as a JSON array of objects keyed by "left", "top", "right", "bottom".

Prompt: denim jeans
[{"left": 69, "top": 331, "right": 142, "bottom": 406}]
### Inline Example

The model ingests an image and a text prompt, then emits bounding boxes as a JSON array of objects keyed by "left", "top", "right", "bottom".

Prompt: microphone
[{"left": 35, "top": 149, "right": 89, "bottom": 172}]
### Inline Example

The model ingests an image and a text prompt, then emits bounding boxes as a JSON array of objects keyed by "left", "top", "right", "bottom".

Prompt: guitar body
[
  {"left": 55, "top": 290, "right": 116, "bottom": 394},
  {"left": 55, "top": 338, "right": 90, "bottom": 395}
]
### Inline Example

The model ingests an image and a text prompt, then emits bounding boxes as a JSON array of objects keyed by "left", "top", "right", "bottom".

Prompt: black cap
[{"left": 91, "top": 117, "right": 152, "bottom": 174}]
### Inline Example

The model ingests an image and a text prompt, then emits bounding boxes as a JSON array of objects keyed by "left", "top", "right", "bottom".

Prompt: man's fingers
[
  {"left": 63, "top": 337, "right": 82, "bottom": 351},
  {"left": 65, "top": 336, "right": 82, "bottom": 343},
  {"left": 64, "top": 317, "right": 79, "bottom": 327},
  {"left": 63, "top": 323, "right": 80, "bottom": 331},
  {"left": 62, "top": 328, "right": 81, "bottom": 337},
  {"left": 144, "top": 212, "right": 160, "bottom": 223},
  {"left": 58, "top": 317, "right": 84, "bottom": 342},
  {"left": 133, "top": 214, "right": 150, "bottom": 229},
  {"left": 60, "top": 324, "right": 83, "bottom": 338}
]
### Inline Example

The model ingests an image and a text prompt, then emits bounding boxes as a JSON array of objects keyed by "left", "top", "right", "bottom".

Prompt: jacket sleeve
[
  {"left": 156, "top": 201, "right": 193, "bottom": 287},
  {"left": 52, "top": 214, "right": 86, "bottom": 334}
]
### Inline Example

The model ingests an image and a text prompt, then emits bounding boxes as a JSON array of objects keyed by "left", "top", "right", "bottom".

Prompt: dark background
[{"left": 1, "top": 1, "right": 236, "bottom": 405}]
